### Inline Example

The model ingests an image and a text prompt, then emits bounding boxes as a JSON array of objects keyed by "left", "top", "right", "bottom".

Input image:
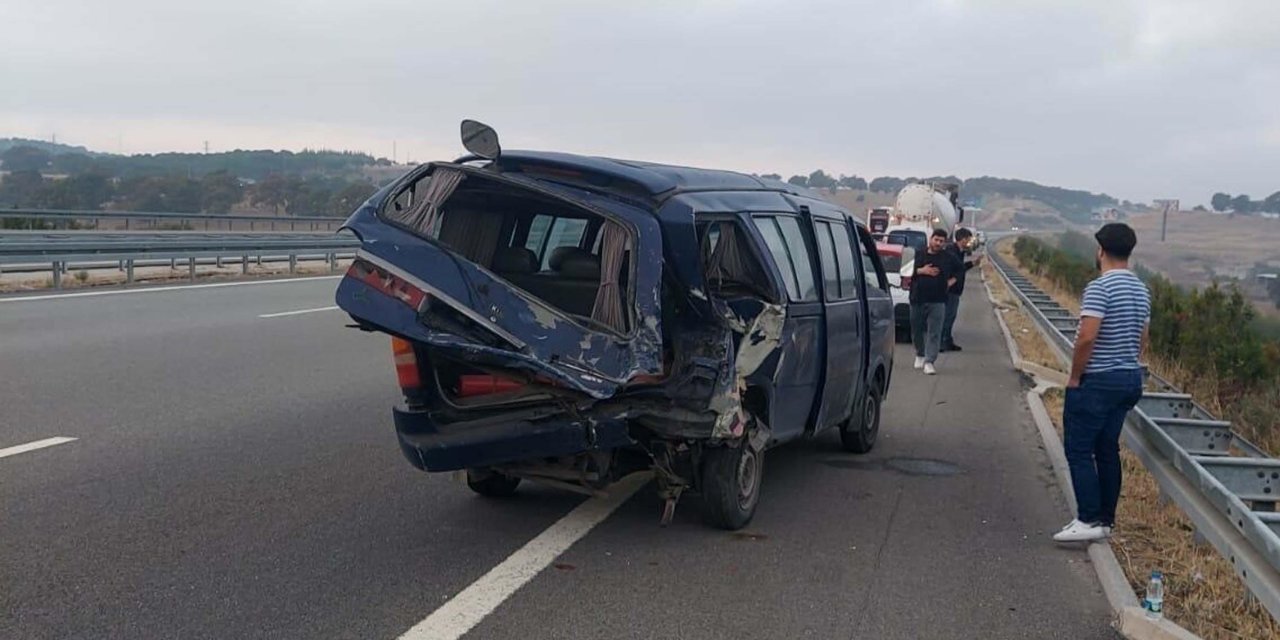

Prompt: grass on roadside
[{"left": 1041, "top": 389, "right": 1279, "bottom": 640}]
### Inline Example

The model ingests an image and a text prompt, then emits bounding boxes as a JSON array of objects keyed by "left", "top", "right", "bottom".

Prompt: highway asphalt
[{"left": 0, "top": 276, "right": 1116, "bottom": 639}]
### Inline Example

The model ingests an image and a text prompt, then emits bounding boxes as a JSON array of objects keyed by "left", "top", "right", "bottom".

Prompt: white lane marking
[
  {"left": 0, "top": 437, "right": 78, "bottom": 459},
  {"left": 258, "top": 305, "right": 340, "bottom": 319},
  {"left": 398, "top": 472, "right": 651, "bottom": 640},
  {"left": 0, "top": 275, "right": 342, "bottom": 303}
]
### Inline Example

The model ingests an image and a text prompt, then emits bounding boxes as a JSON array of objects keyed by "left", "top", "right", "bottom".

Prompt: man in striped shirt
[{"left": 1054, "top": 223, "right": 1151, "bottom": 543}]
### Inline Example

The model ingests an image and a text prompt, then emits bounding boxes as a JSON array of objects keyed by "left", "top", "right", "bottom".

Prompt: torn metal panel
[
  {"left": 709, "top": 302, "right": 786, "bottom": 439},
  {"left": 336, "top": 184, "right": 664, "bottom": 398}
]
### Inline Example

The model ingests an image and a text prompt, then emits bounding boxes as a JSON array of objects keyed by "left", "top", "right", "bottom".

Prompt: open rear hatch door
[{"left": 335, "top": 164, "right": 663, "bottom": 399}]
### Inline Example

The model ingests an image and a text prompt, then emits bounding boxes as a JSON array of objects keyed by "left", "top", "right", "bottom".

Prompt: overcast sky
[{"left": 4, "top": 0, "right": 1278, "bottom": 205}]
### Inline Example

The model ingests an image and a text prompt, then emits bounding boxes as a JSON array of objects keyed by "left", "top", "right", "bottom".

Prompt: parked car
[
  {"left": 334, "top": 121, "right": 896, "bottom": 529},
  {"left": 876, "top": 242, "right": 915, "bottom": 341},
  {"left": 884, "top": 227, "right": 928, "bottom": 254}
]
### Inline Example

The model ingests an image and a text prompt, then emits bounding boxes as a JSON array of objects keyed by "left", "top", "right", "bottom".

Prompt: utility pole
[
  {"left": 204, "top": 140, "right": 210, "bottom": 154},
  {"left": 1154, "top": 199, "right": 1179, "bottom": 242}
]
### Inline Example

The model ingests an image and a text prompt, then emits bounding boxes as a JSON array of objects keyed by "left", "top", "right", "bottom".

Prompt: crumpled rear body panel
[{"left": 335, "top": 171, "right": 664, "bottom": 399}]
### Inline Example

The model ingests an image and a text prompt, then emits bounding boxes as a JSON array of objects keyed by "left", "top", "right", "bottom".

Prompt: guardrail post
[
  {"left": 328, "top": 253, "right": 336, "bottom": 272},
  {"left": 241, "top": 255, "right": 249, "bottom": 274},
  {"left": 52, "top": 262, "right": 62, "bottom": 289},
  {"left": 126, "top": 260, "right": 135, "bottom": 284},
  {"left": 250, "top": 221, "right": 256, "bottom": 231},
  {"left": 216, "top": 255, "right": 223, "bottom": 268},
  {"left": 188, "top": 257, "right": 196, "bottom": 281},
  {"left": 118, "top": 260, "right": 125, "bottom": 272},
  {"left": 256, "top": 254, "right": 263, "bottom": 267},
  {"left": 170, "top": 258, "right": 177, "bottom": 270},
  {"left": 289, "top": 255, "right": 297, "bottom": 274},
  {"left": 125, "top": 218, "right": 130, "bottom": 230}
]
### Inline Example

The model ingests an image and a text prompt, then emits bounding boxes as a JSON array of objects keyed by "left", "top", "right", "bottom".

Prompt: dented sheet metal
[
  {"left": 710, "top": 302, "right": 785, "bottom": 439},
  {"left": 335, "top": 174, "right": 664, "bottom": 399}
]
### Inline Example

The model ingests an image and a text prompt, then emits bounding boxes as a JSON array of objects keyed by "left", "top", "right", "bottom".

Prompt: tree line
[
  {"left": 0, "top": 145, "right": 381, "bottom": 216},
  {"left": 1210, "top": 191, "right": 1280, "bottom": 215}
]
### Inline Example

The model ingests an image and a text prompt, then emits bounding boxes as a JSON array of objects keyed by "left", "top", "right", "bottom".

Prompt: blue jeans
[
  {"left": 942, "top": 293, "right": 961, "bottom": 347},
  {"left": 1063, "top": 369, "right": 1144, "bottom": 525}
]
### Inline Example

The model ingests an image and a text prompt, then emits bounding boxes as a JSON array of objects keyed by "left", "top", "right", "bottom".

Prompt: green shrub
[{"left": 1012, "top": 236, "right": 1279, "bottom": 398}]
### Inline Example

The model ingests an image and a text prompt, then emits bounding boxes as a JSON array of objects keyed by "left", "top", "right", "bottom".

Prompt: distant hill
[{"left": 0, "top": 137, "right": 103, "bottom": 157}]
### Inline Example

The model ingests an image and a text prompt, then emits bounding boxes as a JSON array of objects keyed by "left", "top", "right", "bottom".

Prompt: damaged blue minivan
[{"left": 335, "top": 121, "right": 895, "bottom": 529}]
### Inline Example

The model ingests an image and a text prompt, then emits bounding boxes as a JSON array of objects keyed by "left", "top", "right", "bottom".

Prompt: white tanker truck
[{"left": 882, "top": 182, "right": 964, "bottom": 252}]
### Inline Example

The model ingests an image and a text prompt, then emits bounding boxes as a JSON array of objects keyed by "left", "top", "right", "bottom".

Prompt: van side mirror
[{"left": 460, "top": 119, "right": 501, "bottom": 160}]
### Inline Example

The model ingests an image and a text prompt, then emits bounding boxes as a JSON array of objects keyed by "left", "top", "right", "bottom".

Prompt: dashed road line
[
  {"left": 258, "top": 305, "right": 340, "bottom": 318},
  {"left": 0, "top": 437, "right": 78, "bottom": 459}
]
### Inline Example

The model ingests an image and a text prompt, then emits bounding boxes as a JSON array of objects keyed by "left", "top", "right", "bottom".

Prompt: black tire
[
  {"left": 701, "top": 444, "right": 764, "bottom": 530},
  {"left": 840, "top": 382, "right": 882, "bottom": 454},
  {"left": 466, "top": 469, "right": 521, "bottom": 497}
]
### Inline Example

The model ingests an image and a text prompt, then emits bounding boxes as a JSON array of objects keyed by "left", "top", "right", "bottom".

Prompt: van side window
[
  {"left": 813, "top": 221, "right": 842, "bottom": 300},
  {"left": 831, "top": 221, "right": 861, "bottom": 299},
  {"left": 524, "top": 215, "right": 588, "bottom": 271},
  {"left": 698, "top": 219, "right": 775, "bottom": 301},
  {"left": 753, "top": 217, "right": 801, "bottom": 301},
  {"left": 774, "top": 216, "right": 818, "bottom": 302},
  {"left": 855, "top": 226, "right": 888, "bottom": 291}
]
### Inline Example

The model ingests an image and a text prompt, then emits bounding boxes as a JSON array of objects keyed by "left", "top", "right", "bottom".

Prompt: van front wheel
[
  {"left": 466, "top": 468, "right": 521, "bottom": 497},
  {"left": 840, "top": 383, "right": 882, "bottom": 454},
  {"left": 701, "top": 444, "right": 763, "bottom": 530}
]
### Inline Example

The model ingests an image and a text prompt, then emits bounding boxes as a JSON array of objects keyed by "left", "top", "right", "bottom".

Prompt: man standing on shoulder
[
  {"left": 941, "top": 227, "right": 983, "bottom": 352},
  {"left": 909, "top": 228, "right": 960, "bottom": 376},
  {"left": 1054, "top": 223, "right": 1151, "bottom": 543}
]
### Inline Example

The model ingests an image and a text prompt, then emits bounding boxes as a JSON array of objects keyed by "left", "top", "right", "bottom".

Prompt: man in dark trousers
[
  {"left": 941, "top": 228, "right": 983, "bottom": 352},
  {"left": 1054, "top": 223, "right": 1150, "bottom": 542},
  {"left": 909, "top": 228, "right": 960, "bottom": 375}
]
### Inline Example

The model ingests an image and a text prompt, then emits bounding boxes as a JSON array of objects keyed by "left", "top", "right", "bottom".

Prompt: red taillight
[
  {"left": 348, "top": 259, "right": 428, "bottom": 310},
  {"left": 457, "top": 374, "right": 525, "bottom": 398},
  {"left": 391, "top": 337, "right": 422, "bottom": 390}
]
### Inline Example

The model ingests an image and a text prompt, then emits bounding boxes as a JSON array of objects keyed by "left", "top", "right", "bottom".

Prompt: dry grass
[
  {"left": 995, "top": 241, "right": 1081, "bottom": 314},
  {"left": 982, "top": 256, "right": 1065, "bottom": 372},
  {"left": 1042, "top": 389, "right": 1279, "bottom": 640}
]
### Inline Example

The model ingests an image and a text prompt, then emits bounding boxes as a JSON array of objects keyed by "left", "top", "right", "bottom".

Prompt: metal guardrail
[
  {"left": 0, "top": 232, "right": 359, "bottom": 288},
  {"left": 989, "top": 241, "right": 1280, "bottom": 621},
  {"left": 0, "top": 208, "right": 346, "bottom": 231}
]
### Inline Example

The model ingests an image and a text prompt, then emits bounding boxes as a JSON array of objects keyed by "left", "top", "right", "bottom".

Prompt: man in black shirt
[
  {"left": 910, "top": 228, "right": 960, "bottom": 375},
  {"left": 941, "top": 228, "right": 983, "bottom": 352}
]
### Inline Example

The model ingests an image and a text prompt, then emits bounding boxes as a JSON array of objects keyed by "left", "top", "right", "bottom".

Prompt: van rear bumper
[{"left": 393, "top": 406, "right": 634, "bottom": 472}]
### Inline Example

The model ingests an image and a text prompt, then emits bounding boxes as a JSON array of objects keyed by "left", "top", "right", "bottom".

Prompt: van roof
[{"left": 490, "top": 150, "right": 831, "bottom": 204}]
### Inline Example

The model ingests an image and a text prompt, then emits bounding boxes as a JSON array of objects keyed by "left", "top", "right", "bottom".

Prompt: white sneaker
[
  {"left": 1052, "top": 519, "right": 1108, "bottom": 542},
  {"left": 923, "top": 363, "right": 937, "bottom": 375},
  {"left": 914, "top": 356, "right": 925, "bottom": 369}
]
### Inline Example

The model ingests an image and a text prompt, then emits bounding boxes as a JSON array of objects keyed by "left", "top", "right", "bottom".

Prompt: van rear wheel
[
  {"left": 701, "top": 444, "right": 763, "bottom": 530},
  {"left": 840, "top": 383, "right": 882, "bottom": 454},
  {"left": 466, "top": 468, "right": 521, "bottom": 497}
]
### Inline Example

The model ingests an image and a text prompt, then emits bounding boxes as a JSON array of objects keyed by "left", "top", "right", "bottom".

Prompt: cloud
[{"left": 3, "top": 0, "right": 1276, "bottom": 205}]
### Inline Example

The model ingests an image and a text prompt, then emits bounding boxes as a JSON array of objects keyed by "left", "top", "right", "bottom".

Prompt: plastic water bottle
[{"left": 1144, "top": 570, "right": 1164, "bottom": 619}]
